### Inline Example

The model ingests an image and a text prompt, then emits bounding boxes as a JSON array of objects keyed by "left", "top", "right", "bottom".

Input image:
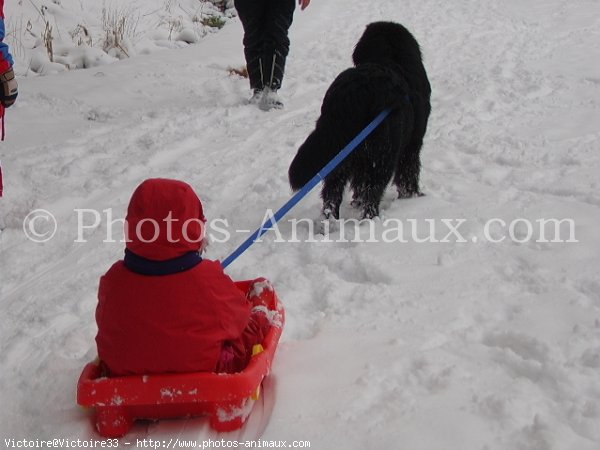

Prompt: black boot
[{"left": 258, "top": 51, "right": 285, "bottom": 110}]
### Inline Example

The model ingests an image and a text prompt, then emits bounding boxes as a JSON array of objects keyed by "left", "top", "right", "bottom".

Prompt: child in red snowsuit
[{"left": 95, "top": 178, "right": 272, "bottom": 376}]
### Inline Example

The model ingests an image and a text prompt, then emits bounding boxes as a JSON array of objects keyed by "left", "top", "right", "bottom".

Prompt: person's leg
[
  {"left": 262, "top": 0, "right": 296, "bottom": 90},
  {"left": 234, "top": 0, "right": 269, "bottom": 91}
]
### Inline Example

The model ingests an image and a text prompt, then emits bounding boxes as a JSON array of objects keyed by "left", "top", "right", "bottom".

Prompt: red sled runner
[{"left": 77, "top": 280, "right": 284, "bottom": 438}]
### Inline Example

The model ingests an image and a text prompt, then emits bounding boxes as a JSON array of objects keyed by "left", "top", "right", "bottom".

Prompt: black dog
[{"left": 288, "top": 21, "right": 431, "bottom": 219}]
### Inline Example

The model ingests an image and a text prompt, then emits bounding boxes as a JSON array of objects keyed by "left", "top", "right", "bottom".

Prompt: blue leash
[{"left": 222, "top": 108, "right": 392, "bottom": 268}]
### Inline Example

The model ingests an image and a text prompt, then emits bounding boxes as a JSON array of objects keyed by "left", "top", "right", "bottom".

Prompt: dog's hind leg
[
  {"left": 356, "top": 180, "right": 389, "bottom": 219},
  {"left": 350, "top": 135, "right": 396, "bottom": 219},
  {"left": 321, "top": 175, "right": 345, "bottom": 220},
  {"left": 352, "top": 167, "right": 393, "bottom": 220}
]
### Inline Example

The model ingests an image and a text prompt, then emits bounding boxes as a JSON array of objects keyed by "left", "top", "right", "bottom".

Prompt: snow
[
  {"left": 2, "top": 0, "right": 600, "bottom": 448},
  {"left": 6, "top": 0, "right": 234, "bottom": 75}
]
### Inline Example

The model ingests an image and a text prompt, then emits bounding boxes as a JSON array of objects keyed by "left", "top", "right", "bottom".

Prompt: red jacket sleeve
[
  {"left": 202, "top": 260, "right": 253, "bottom": 340},
  {"left": 0, "top": 0, "right": 14, "bottom": 73}
]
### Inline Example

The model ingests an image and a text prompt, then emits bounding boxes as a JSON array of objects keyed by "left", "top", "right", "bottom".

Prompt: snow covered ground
[{"left": 2, "top": 0, "right": 600, "bottom": 448}]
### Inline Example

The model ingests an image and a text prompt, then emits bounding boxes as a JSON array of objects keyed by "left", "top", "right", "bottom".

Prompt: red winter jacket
[{"left": 95, "top": 179, "right": 270, "bottom": 376}]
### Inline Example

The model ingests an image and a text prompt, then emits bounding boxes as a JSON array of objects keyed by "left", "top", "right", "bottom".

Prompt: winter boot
[
  {"left": 248, "top": 88, "right": 263, "bottom": 105},
  {"left": 259, "top": 87, "right": 283, "bottom": 111}
]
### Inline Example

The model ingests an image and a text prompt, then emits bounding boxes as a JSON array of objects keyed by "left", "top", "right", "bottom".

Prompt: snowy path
[{"left": 2, "top": 0, "right": 600, "bottom": 448}]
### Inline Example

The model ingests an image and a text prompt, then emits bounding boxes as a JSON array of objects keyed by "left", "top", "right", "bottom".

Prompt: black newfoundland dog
[{"left": 288, "top": 21, "right": 431, "bottom": 219}]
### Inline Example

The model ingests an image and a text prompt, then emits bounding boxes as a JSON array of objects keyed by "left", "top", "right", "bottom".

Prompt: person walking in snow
[
  {"left": 234, "top": 0, "right": 311, "bottom": 111},
  {"left": 95, "top": 178, "right": 273, "bottom": 375},
  {"left": 0, "top": 0, "right": 18, "bottom": 109}
]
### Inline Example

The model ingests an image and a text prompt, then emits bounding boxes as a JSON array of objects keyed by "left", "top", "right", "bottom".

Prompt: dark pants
[{"left": 234, "top": 0, "right": 296, "bottom": 91}]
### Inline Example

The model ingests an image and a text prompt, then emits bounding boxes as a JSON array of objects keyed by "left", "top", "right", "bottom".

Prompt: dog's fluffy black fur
[{"left": 288, "top": 21, "right": 431, "bottom": 219}]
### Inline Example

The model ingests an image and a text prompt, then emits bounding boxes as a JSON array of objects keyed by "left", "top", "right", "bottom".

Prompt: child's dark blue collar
[{"left": 123, "top": 249, "right": 202, "bottom": 276}]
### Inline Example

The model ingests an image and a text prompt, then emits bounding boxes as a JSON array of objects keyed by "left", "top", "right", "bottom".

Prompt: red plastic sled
[{"left": 77, "top": 280, "right": 284, "bottom": 438}]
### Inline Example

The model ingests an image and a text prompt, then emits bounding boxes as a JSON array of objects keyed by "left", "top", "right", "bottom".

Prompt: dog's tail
[
  {"left": 288, "top": 127, "right": 336, "bottom": 191},
  {"left": 288, "top": 128, "right": 330, "bottom": 191}
]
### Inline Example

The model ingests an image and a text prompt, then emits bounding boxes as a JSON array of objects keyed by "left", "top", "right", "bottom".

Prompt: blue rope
[{"left": 222, "top": 108, "right": 392, "bottom": 268}]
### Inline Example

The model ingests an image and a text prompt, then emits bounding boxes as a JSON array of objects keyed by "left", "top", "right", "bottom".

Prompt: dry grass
[
  {"left": 228, "top": 66, "right": 249, "bottom": 78},
  {"left": 70, "top": 24, "right": 92, "bottom": 47},
  {"left": 42, "top": 21, "right": 54, "bottom": 62},
  {"left": 101, "top": 6, "right": 140, "bottom": 58}
]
